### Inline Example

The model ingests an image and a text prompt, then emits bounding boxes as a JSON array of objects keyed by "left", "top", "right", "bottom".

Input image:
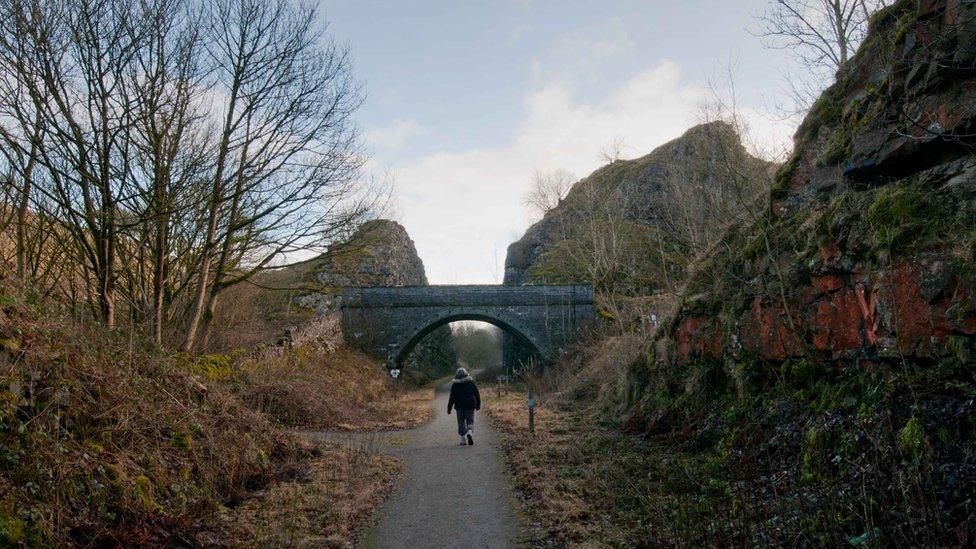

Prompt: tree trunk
[
  {"left": 16, "top": 133, "right": 38, "bottom": 283},
  {"left": 833, "top": 1, "right": 849, "bottom": 65},
  {"left": 183, "top": 197, "right": 220, "bottom": 351},
  {"left": 152, "top": 215, "right": 168, "bottom": 345},
  {"left": 198, "top": 142, "right": 248, "bottom": 351},
  {"left": 182, "top": 68, "right": 242, "bottom": 352},
  {"left": 16, "top": 175, "right": 30, "bottom": 281}
]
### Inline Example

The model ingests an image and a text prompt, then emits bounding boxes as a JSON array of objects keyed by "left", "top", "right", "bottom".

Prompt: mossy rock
[
  {"left": 0, "top": 514, "right": 26, "bottom": 545},
  {"left": 133, "top": 475, "right": 161, "bottom": 512},
  {"left": 898, "top": 416, "right": 930, "bottom": 468},
  {"left": 191, "top": 354, "right": 235, "bottom": 381},
  {"left": 866, "top": 184, "right": 938, "bottom": 250}
]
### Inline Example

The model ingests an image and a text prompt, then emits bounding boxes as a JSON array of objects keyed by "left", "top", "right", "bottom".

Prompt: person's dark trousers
[{"left": 456, "top": 408, "right": 475, "bottom": 436}]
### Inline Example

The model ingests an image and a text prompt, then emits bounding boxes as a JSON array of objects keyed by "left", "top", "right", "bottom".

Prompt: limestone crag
[
  {"left": 295, "top": 220, "right": 428, "bottom": 313},
  {"left": 504, "top": 121, "right": 773, "bottom": 286}
]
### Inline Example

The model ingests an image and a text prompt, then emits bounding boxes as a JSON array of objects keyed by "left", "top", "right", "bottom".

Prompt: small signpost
[
  {"left": 527, "top": 389, "right": 536, "bottom": 433},
  {"left": 389, "top": 367, "right": 401, "bottom": 400}
]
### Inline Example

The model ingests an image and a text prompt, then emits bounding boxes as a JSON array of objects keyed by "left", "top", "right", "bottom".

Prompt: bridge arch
[
  {"left": 340, "top": 285, "right": 594, "bottom": 367},
  {"left": 394, "top": 312, "right": 543, "bottom": 367}
]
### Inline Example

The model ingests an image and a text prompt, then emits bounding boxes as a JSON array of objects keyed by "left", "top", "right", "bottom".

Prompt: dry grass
[
  {"left": 200, "top": 438, "right": 401, "bottom": 547},
  {"left": 0, "top": 270, "right": 300, "bottom": 546},
  {"left": 235, "top": 345, "right": 433, "bottom": 431},
  {"left": 487, "top": 393, "right": 721, "bottom": 547},
  {"left": 486, "top": 394, "right": 624, "bottom": 546},
  {"left": 524, "top": 331, "right": 648, "bottom": 414}
]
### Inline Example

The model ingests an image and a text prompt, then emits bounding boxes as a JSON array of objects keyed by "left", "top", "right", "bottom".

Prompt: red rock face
[
  {"left": 811, "top": 282, "right": 866, "bottom": 352},
  {"left": 675, "top": 316, "right": 722, "bottom": 364},
  {"left": 665, "top": 0, "right": 976, "bottom": 367},
  {"left": 880, "top": 259, "right": 968, "bottom": 357},
  {"left": 738, "top": 297, "right": 800, "bottom": 361},
  {"left": 671, "top": 256, "right": 976, "bottom": 365}
]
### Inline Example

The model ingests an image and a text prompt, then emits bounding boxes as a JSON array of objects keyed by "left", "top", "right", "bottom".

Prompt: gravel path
[{"left": 355, "top": 379, "right": 521, "bottom": 548}]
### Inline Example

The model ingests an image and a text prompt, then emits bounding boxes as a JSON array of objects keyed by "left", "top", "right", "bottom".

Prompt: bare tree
[
  {"left": 599, "top": 136, "right": 627, "bottom": 163},
  {"left": 523, "top": 169, "right": 575, "bottom": 219},
  {"left": 0, "top": 0, "right": 157, "bottom": 328},
  {"left": 183, "top": 0, "right": 371, "bottom": 351},
  {"left": 755, "top": 0, "right": 892, "bottom": 70},
  {"left": 125, "top": 0, "right": 210, "bottom": 344},
  {"left": 754, "top": 0, "right": 892, "bottom": 110},
  {"left": 0, "top": 0, "right": 376, "bottom": 349}
]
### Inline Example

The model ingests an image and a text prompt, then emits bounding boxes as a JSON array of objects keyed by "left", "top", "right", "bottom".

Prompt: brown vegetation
[
  {"left": 0, "top": 266, "right": 427, "bottom": 545},
  {"left": 0, "top": 269, "right": 296, "bottom": 545},
  {"left": 201, "top": 440, "right": 401, "bottom": 547},
  {"left": 236, "top": 344, "right": 433, "bottom": 431}
]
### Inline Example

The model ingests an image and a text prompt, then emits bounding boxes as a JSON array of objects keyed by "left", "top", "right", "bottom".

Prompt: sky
[{"left": 320, "top": 0, "right": 800, "bottom": 284}]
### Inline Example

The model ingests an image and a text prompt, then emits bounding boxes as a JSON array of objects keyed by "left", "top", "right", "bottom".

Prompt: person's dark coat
[{"left": 448, "top": 375, "right": 481, "bottom": 413}]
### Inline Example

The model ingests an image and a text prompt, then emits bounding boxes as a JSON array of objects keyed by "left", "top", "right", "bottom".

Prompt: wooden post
[{"left": 527, "top": 389, "right": 535, "bottom": 433}]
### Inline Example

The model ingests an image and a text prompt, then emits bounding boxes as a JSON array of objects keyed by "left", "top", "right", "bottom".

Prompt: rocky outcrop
[
  {"left": 207, "top": 219, "right": 442, "bottom": 354},
  {"left": 504, "top": 121, "right": 773, "bottom": 287},
  {"left": 651, "top": 0, "right": 976, "bottom": 372},
  {"left": 295, "top": 220, "right": 428, "bottom": 313},
  {"left": 614, "top": 6, "right": 976, "bottom": 541}
]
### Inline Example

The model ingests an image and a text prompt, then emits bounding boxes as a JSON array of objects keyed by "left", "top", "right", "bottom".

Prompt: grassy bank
[
  {"left": 0, "top": 269, "right": 426, "bottom": 545},
  {"left": 201, "top": 439, "right": 401, "bottom": 547}
]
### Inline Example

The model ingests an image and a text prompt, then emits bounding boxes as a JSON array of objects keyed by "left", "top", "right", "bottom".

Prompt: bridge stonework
[{"left": 340, "top": 285, "right": 594, "bottom": 366}]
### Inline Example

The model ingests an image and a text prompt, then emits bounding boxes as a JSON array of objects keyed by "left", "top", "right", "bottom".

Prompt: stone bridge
[{"left": 340, "top": 285, "right": 594, "bottom": 367}]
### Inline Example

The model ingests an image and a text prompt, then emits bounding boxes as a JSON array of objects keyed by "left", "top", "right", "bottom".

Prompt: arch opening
[{"left": 394, "top": 313, "right": 543, "bottom": 368}]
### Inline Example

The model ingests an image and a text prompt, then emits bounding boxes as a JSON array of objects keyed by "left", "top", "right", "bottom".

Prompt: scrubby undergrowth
[
  {"left": 201, "top": 315, "right": 433, "bottom": 431},
  {"left": 0, "top": 268, "right": 422, "bottom": 546},
  {"left": 0, "top": 270, "right": 300, "bottom": 545}
]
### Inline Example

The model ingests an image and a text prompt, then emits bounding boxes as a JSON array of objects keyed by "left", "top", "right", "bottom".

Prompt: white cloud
[
  {"left": 532, "top": 19, "right": 635, "bottom": 85},
  {"left": 367, "top": 63, "right": 798, "bottom": 287},
  {"left": 364, "top": 118, "right": 424, "bottom": 150},
  {"left": 387, "top": 60, "right": 723, "bottom": 285}
]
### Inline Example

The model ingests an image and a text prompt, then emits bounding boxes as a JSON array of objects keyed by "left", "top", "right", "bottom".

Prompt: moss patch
[{"left": 866, "top": 184, "right": 938, "bottom": 250}]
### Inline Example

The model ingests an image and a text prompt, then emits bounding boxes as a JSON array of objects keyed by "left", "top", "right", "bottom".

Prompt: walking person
[{"left": 447, "top": 367, "right": 481, "bottom": 446}]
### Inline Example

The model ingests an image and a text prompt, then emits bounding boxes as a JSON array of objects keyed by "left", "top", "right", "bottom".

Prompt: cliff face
[
  {"left": 650, "top": 0, "right": 976, "bottom": 372},
  {"left": 504, "top": 121, "right": 773, "bottom": 288},
  {"left": 614, "top": 2, "right": 976, "bottom": 540},
  {"left": 295, "top": 220, "right": 428, "bottom": 313},
  {"left": 207, "top": 219, "right": 448, "bottom": 358}
]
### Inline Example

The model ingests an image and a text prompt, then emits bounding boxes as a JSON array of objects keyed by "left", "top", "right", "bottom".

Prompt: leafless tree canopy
[
  {"left": 0, "top": 0, "right": 378, "bottom": 348},
  {"left": 756, "top": 0, "right": 892, "bottom": 69},
  {"left": 599, "top": 136, "right": 627, "bottom": 164},
  {"left": 523, "top": 169, "right": 576, "bottom": 219},
  {"left": 754, "top": 0, "right": 893, "bottom": 111}
]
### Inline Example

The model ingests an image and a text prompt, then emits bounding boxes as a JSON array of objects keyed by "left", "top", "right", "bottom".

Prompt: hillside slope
[
  {"left": 208, "top": 219, "right": 456, "bottom": 379},
  {"left": 0, "top": 269, "right": 296, "bottom": 545},
  {"left": 503, "top": 122, "right": 774, "bottom": 369},
  {"left": 208, "top": 219, "right": 426, "bottom": 351}
]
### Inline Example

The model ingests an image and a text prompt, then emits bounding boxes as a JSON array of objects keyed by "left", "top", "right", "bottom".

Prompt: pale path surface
[{"left": 305, "top": 379, "right": 520, "bottom": 548}]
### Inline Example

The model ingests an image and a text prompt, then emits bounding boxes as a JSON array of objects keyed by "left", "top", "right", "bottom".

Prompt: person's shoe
[
  {"left": 466, "top": 431, "right": 474, "bottom": 446},
  {"left": 459, "top": 437, "right": 467, "bottom": 446}
]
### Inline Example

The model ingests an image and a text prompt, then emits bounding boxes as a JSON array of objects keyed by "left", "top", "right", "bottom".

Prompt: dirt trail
[{"left": 308, "top": 378, "right": 520, "bottom": 548}]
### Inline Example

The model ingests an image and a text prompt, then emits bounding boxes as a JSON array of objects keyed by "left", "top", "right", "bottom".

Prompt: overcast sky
[{"left": 321, "top": 0, "right": 800, "bottom": 284}]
